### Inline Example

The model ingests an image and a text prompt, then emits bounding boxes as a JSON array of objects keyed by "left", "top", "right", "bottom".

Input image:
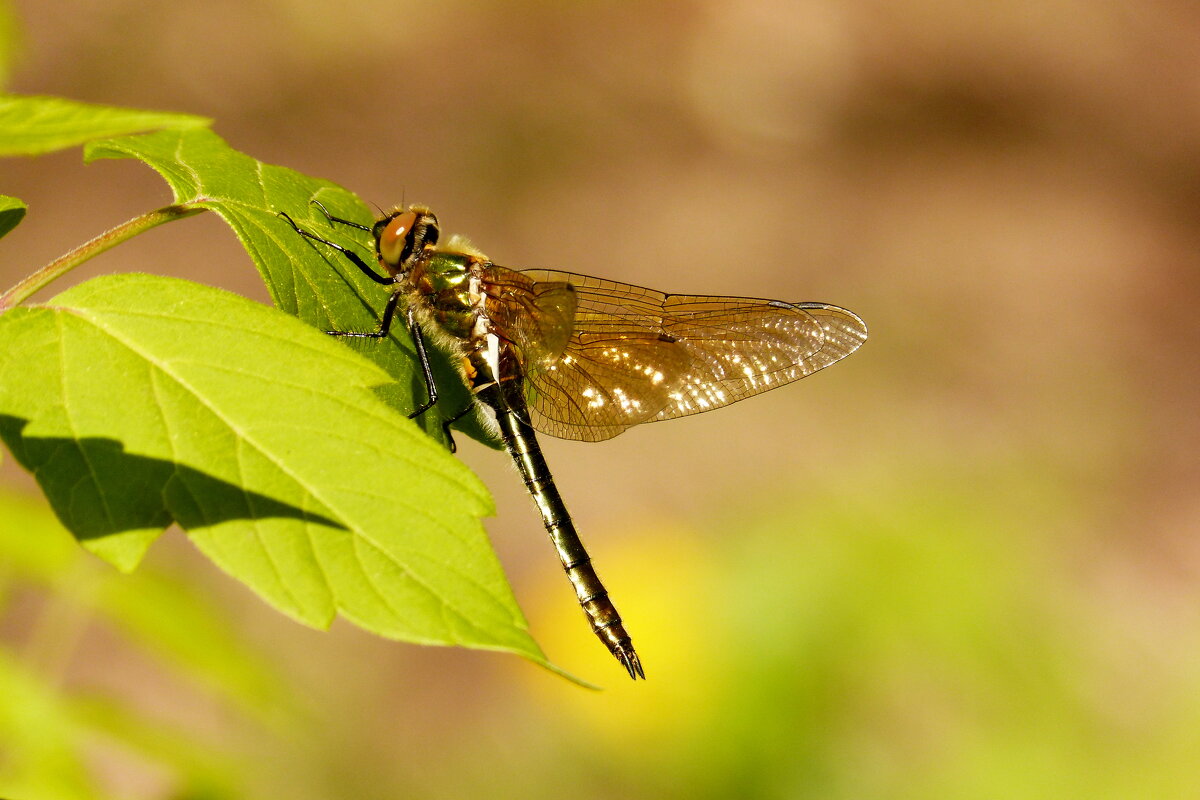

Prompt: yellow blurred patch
[{"left": 516, "top": 515, "right": 728, "bottom": 744}]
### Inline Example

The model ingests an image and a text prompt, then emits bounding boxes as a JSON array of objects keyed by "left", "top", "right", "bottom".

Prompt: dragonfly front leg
[
  {"left": 279, "top": 210, "right": 403, "bottom": 339},
  {"left": 277, "top": 210, "right": 395, "bottom": 287}
]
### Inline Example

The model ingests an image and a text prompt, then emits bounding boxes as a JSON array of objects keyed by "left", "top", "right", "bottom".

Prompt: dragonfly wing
[
  {"left": 518, "top": 269, "right": 867, "bottom": 441},
  {"left": 523, "top": 327, "right": 692, "bottom": 441},
  {"left": 652, "top": 296, "right": 867, "bottom": 422},
  {"left": 482, "top": 265, "right": 577, "bottom": 368}
]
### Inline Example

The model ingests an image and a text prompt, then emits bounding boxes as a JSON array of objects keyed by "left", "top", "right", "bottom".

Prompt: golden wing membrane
[
  {"left": 481, "top": 266, "right": 577, "bottom": 368},
  {"left": 509, "top": 269, "right": 868, "bottom": 442}
]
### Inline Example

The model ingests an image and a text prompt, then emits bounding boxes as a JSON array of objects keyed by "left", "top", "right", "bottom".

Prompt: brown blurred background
[{"left": 3, "top": 0, "right": 1200, "bottom": 797}]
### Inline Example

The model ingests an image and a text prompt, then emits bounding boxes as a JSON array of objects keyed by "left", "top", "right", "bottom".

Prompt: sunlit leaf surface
[
  {"left": 0, "top": 94, "right": 209, "bottom": 156},
  {"left": 0, "top": 274, "right": 550, "bottom": 667}
]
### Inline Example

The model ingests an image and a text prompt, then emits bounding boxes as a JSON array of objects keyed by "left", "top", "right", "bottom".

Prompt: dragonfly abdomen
[{"left": 480, "top": 380, "right": 645, "bottom": 680}]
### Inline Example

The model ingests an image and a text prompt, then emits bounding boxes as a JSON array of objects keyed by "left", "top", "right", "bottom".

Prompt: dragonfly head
[{"left": 373, "top": 205, "right": 440, "bottom": 276}]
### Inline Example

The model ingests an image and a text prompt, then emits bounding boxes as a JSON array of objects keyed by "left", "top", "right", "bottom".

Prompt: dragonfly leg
[
  {"left": 437, "top": 403, "right": 477, "bottom": 454},
  {"left": 325, "top": 289, "right": 401, "bottom": 339},
  {"left": 277, "top": 210, "right": 394, "bottom": 286},
  {"left": 310, "top": 199, "right": 371, "bottom": 232},
  {"left": 406, "top": 306, "right": 439, "bottom": 420}
]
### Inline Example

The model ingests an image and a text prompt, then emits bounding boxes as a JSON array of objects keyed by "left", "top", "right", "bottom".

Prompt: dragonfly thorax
[{"left": 408, "top": 249, "right": 491, "bottom": 347}]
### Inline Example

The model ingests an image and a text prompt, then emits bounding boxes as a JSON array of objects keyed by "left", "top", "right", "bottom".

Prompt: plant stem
[{"left": 0, "top": 203, "right": 204, "bottom": 311}]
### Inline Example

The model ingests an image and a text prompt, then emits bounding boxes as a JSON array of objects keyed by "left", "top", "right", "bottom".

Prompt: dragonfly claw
[{"left": 615, "top": 646, "right": 645, "bottom": 680}]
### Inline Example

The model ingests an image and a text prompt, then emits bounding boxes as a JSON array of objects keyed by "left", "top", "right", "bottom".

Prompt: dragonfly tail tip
[{"left": 617, "top": 648, "right": 645, "bottom": 680}]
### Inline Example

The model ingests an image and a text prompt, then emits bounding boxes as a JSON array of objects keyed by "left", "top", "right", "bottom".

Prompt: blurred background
[{"left": 2, "top": 0, "right": 1200, "bottom": 797}]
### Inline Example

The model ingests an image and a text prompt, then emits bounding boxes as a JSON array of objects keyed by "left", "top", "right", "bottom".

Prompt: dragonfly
[{"left": 279, "top": 203, "right": 868, "bottom": 680}]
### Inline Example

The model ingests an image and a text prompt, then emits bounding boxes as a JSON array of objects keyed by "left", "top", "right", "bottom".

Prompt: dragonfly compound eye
[
  {"left": 376, "top": 209, "right": 441, "bottom": 273},
  {"left": 377, "top": 211, "right": 420, "bottom": 271}
]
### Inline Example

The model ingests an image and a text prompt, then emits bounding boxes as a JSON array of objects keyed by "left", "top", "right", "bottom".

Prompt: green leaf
[
  {"left": 0, "top": 94, "right": 210, "bottom": 156},
  {"left": 85, "top": 127, "right": 498, "bottom": 449},
  {"left": 0, "top": 273, "right": 553, "bottom": 669},
  {"left": 0, "top": 193, "right": 25, "bottom": 238}
]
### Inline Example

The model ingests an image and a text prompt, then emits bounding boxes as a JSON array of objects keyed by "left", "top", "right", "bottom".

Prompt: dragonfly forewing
[
  {"left": 517, "top": 270, "right": 868, "bottom": 442},
  {"left": 651, "top": 298, "right": 868, "bottom": 421}
]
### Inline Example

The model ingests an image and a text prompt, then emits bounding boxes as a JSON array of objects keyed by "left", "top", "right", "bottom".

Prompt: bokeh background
[{"left": 3, "top": 0, "right": 1200, "bottom": 797}]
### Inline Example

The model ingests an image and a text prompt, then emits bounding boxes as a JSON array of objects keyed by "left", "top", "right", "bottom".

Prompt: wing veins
[{"left": 508, "top": 268, "right": 865, "bottom": 441}]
